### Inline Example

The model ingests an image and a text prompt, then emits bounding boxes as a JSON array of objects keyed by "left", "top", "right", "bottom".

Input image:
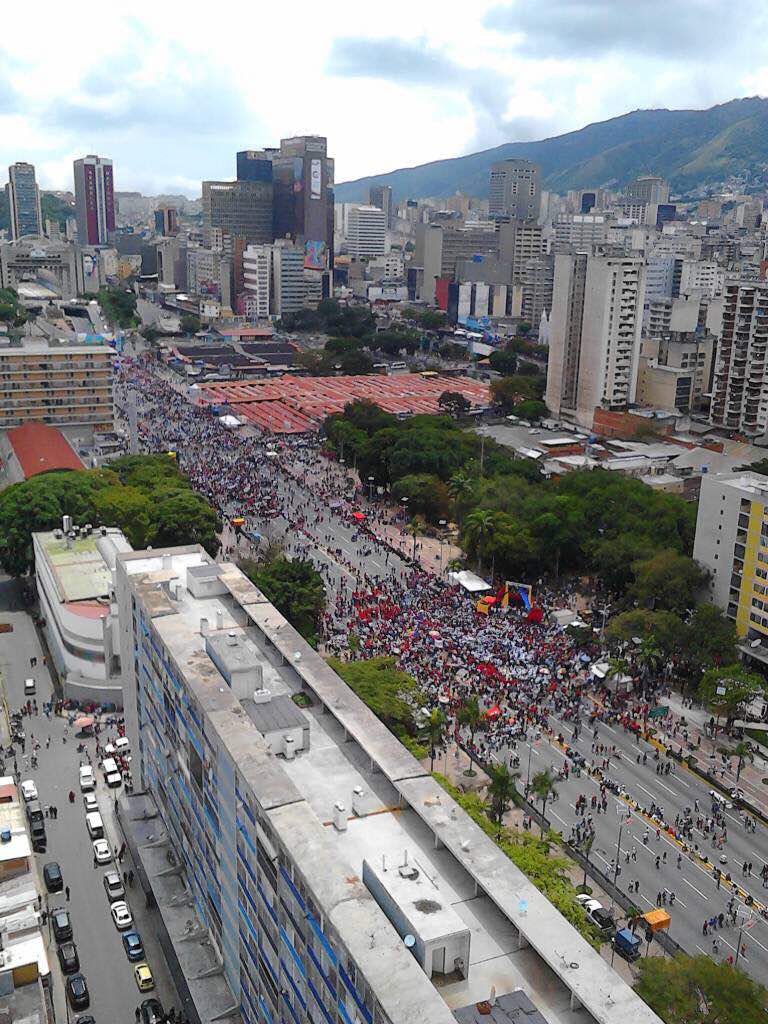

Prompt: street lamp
[
  {"left": 368, "top": 476, "right": 375, "bottom": 502},
  {"left": 438, "top": 519, "right": 447, "bottom": 573}
]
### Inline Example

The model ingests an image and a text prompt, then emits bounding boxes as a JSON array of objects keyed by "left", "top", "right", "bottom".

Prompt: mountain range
[{"left": 335, "top": 97, "right": 768, "bottom": 203}]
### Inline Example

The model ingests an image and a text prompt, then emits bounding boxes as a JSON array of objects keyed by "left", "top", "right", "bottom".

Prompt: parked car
[
  {"left": 52, "top": 909, "right": 73, "bottom": 943},
  {"left": 103, "top": 870, "right": 125, "bottom": 902},
  {"left": 576, "top": 895, "right": 616, "bottom": 934},
  {"left": 140, "top": 998, "right": 164, "bottom": 1024},
  {"left": 134, "top": 963, "right": 155, "bottom": 991},
  {"left": 20, "top": 779, "right": 38, "bottom": 802},
  {"left": 79, "top": 766, "right": 95, "bottom": 793},
  {"left": 66, "top": 974, "right": 90, "bottom": 1010},
  {"left": 57, "top": 941, "right": 80, "bottom": 974},
  {"left": 43, "top": 861, "right": 64, "bottom": 893},
  {"left": 74, "top": 1018, "right": 96, "bottom": 1024},
  {"left": 110, "top": 900, "right": 133, "bottom": 930},
  {"left": 92, "top": 839, "right": 112, "bottom": 864},
  {"left": 122, "top": 930, "right": 144, "bottom": 962},
  {"left": 82, "top": 793, "right": 98, "bottom": 813},
  {"left": 23, "top": 678, "right": 35, "bottom": 696}
]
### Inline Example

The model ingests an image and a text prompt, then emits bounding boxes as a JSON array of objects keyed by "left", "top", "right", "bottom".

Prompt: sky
[{"left": 1, "top": 0, "right": 767, "bottom": 197}]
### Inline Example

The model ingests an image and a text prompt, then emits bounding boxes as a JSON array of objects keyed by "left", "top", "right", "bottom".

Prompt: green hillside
[{"left": 335, "top": 97, "right": 768, "bottom": 202}]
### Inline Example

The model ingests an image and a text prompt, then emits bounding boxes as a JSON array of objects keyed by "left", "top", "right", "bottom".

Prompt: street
[{"left": 0, "top": 576, "right": 179, "bottom": 1023}]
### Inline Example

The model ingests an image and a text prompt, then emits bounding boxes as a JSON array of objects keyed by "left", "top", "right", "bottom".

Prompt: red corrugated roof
[{"left": 7, "top": 422, "right": 84, "bottom": 478}]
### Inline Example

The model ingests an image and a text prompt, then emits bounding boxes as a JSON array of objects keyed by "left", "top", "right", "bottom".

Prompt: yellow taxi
[{"left": 134, "top": 963, "right": 155, "bottom": 991}]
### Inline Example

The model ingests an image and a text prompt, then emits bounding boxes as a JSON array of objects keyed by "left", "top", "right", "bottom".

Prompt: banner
[{"left": 310, "top": 158, "right": 322, "bottom": 199}]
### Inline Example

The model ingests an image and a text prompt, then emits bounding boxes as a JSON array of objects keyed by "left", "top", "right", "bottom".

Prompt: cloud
[{"left": 485, "top": 0, "right": 764, "bottom": 59}]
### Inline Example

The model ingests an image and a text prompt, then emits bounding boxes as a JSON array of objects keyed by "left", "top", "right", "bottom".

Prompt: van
[
  {"left": 23, "top": 679, "right": 35, "bottom": 696},
  {"left": 102, "top": 759, "right": 122, "bottom": 788},
  {"left": 26, "top": 800, "right": 44, "bottom": 826},
  {"left": 114, "top": 737, "right": 130, "bottom": 756},
  {"left": 79, "top": 766, "right": 95, "bottom": 792},
  {"left": 85, "top": 812, "right": 104, "bottom": 839}
]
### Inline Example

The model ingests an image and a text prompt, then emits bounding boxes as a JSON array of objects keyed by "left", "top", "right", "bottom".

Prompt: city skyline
[{"left": 1, "top": 1, "right": 768, "bottom": 197}]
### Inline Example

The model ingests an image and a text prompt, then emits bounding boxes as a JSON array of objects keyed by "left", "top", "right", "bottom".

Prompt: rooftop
[
  {"left": 7, "top": 422, "right": 84, "bottom": 478},
  {"left": 35, "top": 527, "right": 131, "bottom": 603},
  {"left": 120, "top": 546, "right": 663, "bottom": 1024}
]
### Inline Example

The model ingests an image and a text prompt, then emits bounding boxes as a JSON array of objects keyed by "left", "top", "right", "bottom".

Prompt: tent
[
  {"left": 449, "top": 570, "right": 491, "bottom": 593},
  {"left": 351, "top": 511, "right": 367, "bottom": 521}
]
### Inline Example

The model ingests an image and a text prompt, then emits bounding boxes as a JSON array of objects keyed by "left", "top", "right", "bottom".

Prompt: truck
[{"left": 613, "top": 928, "right": 641, "bottom": 962}]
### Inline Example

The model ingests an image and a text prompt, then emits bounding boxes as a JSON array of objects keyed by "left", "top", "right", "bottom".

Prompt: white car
[
  {"left": 576, "top": 894, "right": 616, "bottom": 933},
  {"left": 111, "top": 900, "right": 133, "bottom": 930},
  {"left": 20, "top": 779, "right": 38, "bottom": 803},
  {"left": 83, "top": 793, "right": 98, "bottom": 813},
  {"left": 79, "top": 766, "right": 95, "bottom": 792},
  {"left": 93, "top": 839, "right": 112, "bottom": 864}
]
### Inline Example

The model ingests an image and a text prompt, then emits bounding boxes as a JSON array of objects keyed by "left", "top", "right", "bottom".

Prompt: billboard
[
  {"left": 310, "top": 158, "right": 322, "bottom": 199},
  {"left": 304, "top": 240, "right": 327, "bottom": 270}
]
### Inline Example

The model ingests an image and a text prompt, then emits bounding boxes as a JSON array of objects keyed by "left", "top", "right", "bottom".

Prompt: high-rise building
[
  {"left": 271, "top": 240, "right": 307, "bottom": 316},
  {"left": 624, "top": 175, "right": 669, "bottom": 205},
  {"left": 6, "top": 162, "right": 42, "bottom": 239},
  {"left": 710, "top": 279, "right": 768, "bottom": 435},
  {"left": 154, "top": 206, "right": 178, "bottom": 237},
  {"left": 552, "top": 214, "right": 607, "bottom": 253},
  {"left": 236, "top": 149, "right": 276, "bottom": 183},
  {"left": 241, "top": 245, "right": 271, "bottom": 318},
  {"left": 271, "top": 136, "right": 334, "bottom": 262},
  {"left": 545, "top": 253, "right": 646, "bottom": 426},
  {"left": 368, "top": 184, "right": 393, "bottom": 229},
  {"left": 346, "top": 205, "right": 386, "bottom": 259},
  {"left": 488, "top": 160, "right": 541, "bottom": 221},
  {"left": 497, "top": 220, "right": 545, "bottom": 283},
  {"left": 73, "top": 155, "right": 115, "bottom": 245},
  {"left": 202, "top": 180, "right": 273, "bottom": 253},
  {"left": 114, "top": 544, "right": 656, "bottom": 1024},
  {"left": 694, "top": 473, "right": 768, "bottom": 642}
]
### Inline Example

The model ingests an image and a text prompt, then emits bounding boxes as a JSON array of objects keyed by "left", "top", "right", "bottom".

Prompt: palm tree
[
  {"left": 404, "top": 517, "right": 423, "bottom": 562},
  {"left": 635, "top": 637, "right": 663, "bottom": 687},
  {"left": 464, "top": 509, "right": 495, "bottom": 575},
  {"left": 457, "top": 696, "right": 483, "bottom": 777},
  {"left": 530, "top": 768, "right": 558, "bottom": 832},
  {"left": 733, "top": 740, "right": 754, "bottom": 782},
  {"left": 607, "top": 655, "right": 630, "bottom": 682},
  {"left": 487, "top": 761, "right": 520, "bottom": 838},
  {"left": 447, "top": 472, "right": 474, "bottom": 528},
  {"left": 421, "top": 709, "right": 447, "bottom": 773}
]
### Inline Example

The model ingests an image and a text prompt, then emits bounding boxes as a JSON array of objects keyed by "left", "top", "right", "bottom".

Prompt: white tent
[
  {"left": 219, "top": 415, "right": 242, "bottom": 430},
  {"left": 448, "top": 570, "right": 491, "bottom": 594}
]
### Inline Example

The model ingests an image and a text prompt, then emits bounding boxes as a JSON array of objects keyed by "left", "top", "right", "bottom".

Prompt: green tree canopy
[
  {"left": 97, "top": 286, "right": 138, "bottom": 329},
  {"left": 391, "top": 474, "right": 451, "bottom": 523},
  {"left": 635, "top": 954, "right": 768, "bottom": 1024},
  {"left": 438, "top": 391, "right": 471, "bottom": 418},
  {"left": 488, "top": 350, "right": 518, "bottom": 376},
  {"left": 627, "top": 550, "right": 707, "bottom": 614},
  {"left": 242, "top": 556, "right": 325, "bottom": 645},
  {"left": 698, "top": 665, "right": 764, "bottom": 723}
]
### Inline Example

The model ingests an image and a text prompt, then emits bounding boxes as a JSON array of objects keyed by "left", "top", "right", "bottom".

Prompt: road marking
[
  {"left": 682, "top": 877, "right": 708, "bottom": 898},
  {"left": 636, "top": 783, "right": 659, "bottom": 801},
  {"left": 551, "top": 811, "right": 569, "bottom": 827},
  {"left": 654, "top": 778, "right": 677, "bottom": 795}
]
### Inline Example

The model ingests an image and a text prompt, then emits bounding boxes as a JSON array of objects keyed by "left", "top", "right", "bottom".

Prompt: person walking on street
[{"left": 65, "top": 885, "right": 70, "bottom": 902}]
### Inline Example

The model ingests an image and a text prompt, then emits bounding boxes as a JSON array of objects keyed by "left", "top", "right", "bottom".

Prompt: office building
[
  {"left": 694, "top": 473, "right": 768, "bottom": 643},
  {"left": 271, "top": 241, "right": 307, "bottom": 317},
  {"left": 202, "top": 180, "right": 273, "bottom": 253},
  {"left": 368, "top": 184, "right": 393, "bottom": 229},
  {"left": 186, "top": 247, "right": 233, "bottom": 309},
  {"left": 624, "top": 175, "right": 669, "bottom": 205},
  {"left": 237, "top": 150, "right": 276, "bottom": 183},
  {"left": 271, "top": 136, "right": 334, "bottom": 260},
  {"left": 154, "top": 205, "right": 178, "bottom": 237},
  {"left": 710, "top": 280, "right": 768, "bottom": 435},
  {"left": 241, "top": 245, "right": 271, "bottom": 318},
  {"left": 73, "top": 155, "right": 115, "bottom": 245},
  {"left": 115, "top": 544, "right": 659, "bottom": 1024},
  {"left": 636, "top": 329, "right": 714, "bottom": 413},
  {"left": 5, "top": 163, "right": 42, "bottom": 240},
  {"left": 546, "top": 253, "right": 646, "bottom": 427},
  {"left": 34, "top": 524, "right": 132, "bottom": 705},
  {"left": 497, "top": 220, "right": 544, "bottom": 283},
  {"left": 552, "top": 214, "right": 607, "bottom": 253},
  {"left": 346, "top": 205, "right": 386, "bottom": 259},
  {"left": 0, "top": 338, "right": 114, "bottom": 431},
  {"left": 521, "top": 255, "right": 555, "bottom": 335},
  {"left": 488, "top": 160, "right": 541, "bottom": 221},
  {"left": 415, "top": 224, "right": 499, "bottom": 304}
]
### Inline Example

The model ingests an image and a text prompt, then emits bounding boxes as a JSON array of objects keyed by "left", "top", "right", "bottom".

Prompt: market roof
[{"left": 6, "top": 422, "right": 84, "bottom": 478}]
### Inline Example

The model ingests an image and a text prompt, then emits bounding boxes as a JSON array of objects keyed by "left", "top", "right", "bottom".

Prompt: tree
[
  {"left": 487, "top": 761, "right": 520, "bottom": 837},
  {"left": 403, "top": 517, "right": 424, "bottom": 562},
  {"left": 605, "top": 609, "right": 685, "bottom": 661},
  {"left": 530, "top": 769, "right": 558, "bottom": 831},
  {"left": 732, "top": 740, "right": 754, "bottom": 781},
  {"left": 242, "top": 556, "right": 326, "bottom": 645},
  {"left": 678, "top": 603, "right": 737, "bottom": 681},
  {"left": 391, "top": 474, "right": 450, "bottom": 523},
  {"left": 457, "top": 696, "right": 483, "bottom": 776},
  {"left": 626, "top": 550, "right": 707, "bottom": 614},
  {"left": 97, "top": 286, "right": 138, "bottom": 329},
  {"left": 635, "top": 636, "right": 664, "bottom": 685},
  {"left": 698, "top": 665, "right": 763, "bottom": 727},
  {"left": 635, "top": 954, "right": 768, "bottom": 1024},
  {"left": 488, "top": 350, "right": 518, "bottom": 376},
  {"left": 418, "top": 309, "right": 446, "bottom": 331},
  {"left": 180, "top": 313, "right": 201, "bottom": 334},
  {"left": 153, "top": 491, "right": 219, "bottom": 555},
  {"left": 92, "top": 485, "right": 154, "bottom": 549},
  {"left": 421, "top": 709, "right": 447, "bottom": 772},
  {"left": 517, "top": 321, "right": 532, "bottom": 337},
  {"left": 512, "top": 399, "right": 547, "bottom": 422},
  {"left": 447, "top": 472, "right": 474, "bottom": 527},
  {"left": 463, "top": 509, "right": 495, "bottom": 574},
  {"left": 490, "top": 375, "right": 545, "bottom": 412},
  {"left": 438, "top": 391, "right": 471, "bottom": 419}
]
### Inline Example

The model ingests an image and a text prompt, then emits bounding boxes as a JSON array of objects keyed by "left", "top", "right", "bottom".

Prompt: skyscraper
[
  {"left": 368, "top": 184, "right": 393, "bottom": 229},
  {"left": 545, "top": 253, "right": 646, "bottom": 426},
  {"left": 271, "top": 136, "right": 334, "bottom": 262},
  {"left": 154, "top": 206, "right": 178, "bottom": 237},
  {"left": 236, "top": 150, "right": 276, "bottom": 183},
  {"left": 73, "top": 155, "right": 115, "bottom": 245},
  {"left": 6, "top": 162, "right": 42, "bottom": 239},
  {"left": 201, "top": 179, "right": 273, "bottom": 252},
  {"left": 346, "top": 205, "right": 386, "bottom": 259},
  {"left": 488, "top": 159, "right": 541, "bottom": 221},
  {"left": 710, "top": 279, "right": 768, "bottom": 435}
]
